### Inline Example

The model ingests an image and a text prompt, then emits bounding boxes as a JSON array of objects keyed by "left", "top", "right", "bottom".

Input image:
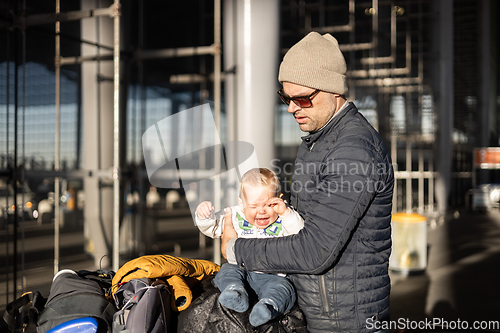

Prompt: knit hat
[{"left": 278, "top": 32, "right": 347, "bottom": 95}]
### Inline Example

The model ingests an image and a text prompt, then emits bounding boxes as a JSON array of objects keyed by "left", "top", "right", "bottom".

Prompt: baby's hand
[
  {"left": 196, "top": 201, "right": 214, "bottom": 218},
  {"left": 266, "top": 197, "right": 289, "bottom": 215}
]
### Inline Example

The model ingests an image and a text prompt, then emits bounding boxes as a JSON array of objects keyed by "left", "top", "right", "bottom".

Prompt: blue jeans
[{"left": 214, "top": 263, "right": 296, "bottom": 315}]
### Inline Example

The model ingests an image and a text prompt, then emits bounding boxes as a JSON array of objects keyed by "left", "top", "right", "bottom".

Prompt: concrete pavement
[{"left": 390, "top": 209, "right": 500, "bottom": 330}]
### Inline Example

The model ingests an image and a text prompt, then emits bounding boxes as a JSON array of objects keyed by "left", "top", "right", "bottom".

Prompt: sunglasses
[{"left": 277, "top": 89, "right": 320, "bottom": 108}]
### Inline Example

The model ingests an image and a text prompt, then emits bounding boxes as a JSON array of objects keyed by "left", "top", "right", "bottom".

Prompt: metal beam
[
  {"left": 2, "top": 4, "right": 117, "bottom": 30},
  {"left": 60, "top": 54, "right": 113, "bottom": 65},
  {"left": 59, "top": 45, "right": 217, "bottom": 65},
  {"left": 169, "top": 73, "right": 226, "bottom": 84},
  {"left": 137, "top": 45, "right": 217, "bottom": 59},
  {"left": 360, "top": 56, "right": 395, "bottom": 65},
  {"left": 23, "top": 169, "right": 113, "bottom": 179},
  {"left": 353, "top": 76, "right": 422, "bottom": 87},
  {"left": 341, "top": 42, "right": 375, "bottom": 52},
  {"left": 350, "top": 67, "right": 410, "bottom": 78}
]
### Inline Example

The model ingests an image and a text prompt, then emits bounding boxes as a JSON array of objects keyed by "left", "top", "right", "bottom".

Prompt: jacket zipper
[{"left": 319, "top": 275, "right": 329, "bottom": 313}]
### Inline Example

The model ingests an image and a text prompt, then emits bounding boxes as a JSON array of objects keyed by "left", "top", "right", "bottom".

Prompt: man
[{"left": 222, "top": 31, "right": 394, "bottom": 332}]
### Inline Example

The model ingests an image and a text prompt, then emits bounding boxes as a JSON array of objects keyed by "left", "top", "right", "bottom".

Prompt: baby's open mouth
[{"left": 254, "top": 217, "right": 270, "bottom": 226}]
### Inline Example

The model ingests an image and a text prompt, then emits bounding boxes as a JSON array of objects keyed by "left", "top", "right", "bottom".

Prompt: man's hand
[{"left": 221, "top": 207, "right": 237, "bottom": 259}]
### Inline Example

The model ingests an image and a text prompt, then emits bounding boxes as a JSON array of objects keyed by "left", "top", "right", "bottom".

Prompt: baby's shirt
[{"left": 195, "top": 205, "right": 304, "bottom": 239}]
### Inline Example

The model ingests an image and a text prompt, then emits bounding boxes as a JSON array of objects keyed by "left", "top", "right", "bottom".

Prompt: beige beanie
[{"left": 278, "top": 32, "right": 347, "bottom": 95}]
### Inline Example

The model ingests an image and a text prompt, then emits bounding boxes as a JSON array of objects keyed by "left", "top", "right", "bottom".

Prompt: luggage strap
[{"left": 2, "top": 291, "right": 46, "bottom": 333}]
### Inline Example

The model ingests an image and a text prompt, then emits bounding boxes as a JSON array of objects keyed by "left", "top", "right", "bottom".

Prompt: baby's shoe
[
  {"left": 218, "top": 284, "right": 249, "bottom": 313},
  {"left": 249, "top": 298, "right": 279, "bottom": 327}
]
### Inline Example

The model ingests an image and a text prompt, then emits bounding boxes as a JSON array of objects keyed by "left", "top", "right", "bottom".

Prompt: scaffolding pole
[
  {"left": 51, "top": 1, "right": 121, "bottom": 271},
  {"left": 112, "top": 0, "right": 121, "bottom": 272},
  {"left": 213, "top": 0, "right": 222, "bottom": 265},
  {"left": 54, "top": 0, "right": 61, "bottom": 276}
]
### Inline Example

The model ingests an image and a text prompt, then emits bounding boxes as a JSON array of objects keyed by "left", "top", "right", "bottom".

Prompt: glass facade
[{"left": 0, "top": 62, "right": 80, "bottom": 169}]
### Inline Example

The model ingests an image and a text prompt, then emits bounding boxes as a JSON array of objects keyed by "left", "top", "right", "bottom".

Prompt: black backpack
[{"left": 112, "top": 278, "right": 172, "bottom": 333}]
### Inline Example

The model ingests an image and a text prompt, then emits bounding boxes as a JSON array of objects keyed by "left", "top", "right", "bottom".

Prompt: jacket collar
[{"left": 300, "top": 101, "right": 356, "bottom": 146}]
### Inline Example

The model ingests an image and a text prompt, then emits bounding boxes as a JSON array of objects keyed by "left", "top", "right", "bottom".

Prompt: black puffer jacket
[{"left": 235, "top": 103, "right": 394, "bottom": 333}]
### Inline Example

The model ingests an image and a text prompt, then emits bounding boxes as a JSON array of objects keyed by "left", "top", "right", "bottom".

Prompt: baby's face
[{"left": 240, "top": 184, "right": 279, "bottom": 229}]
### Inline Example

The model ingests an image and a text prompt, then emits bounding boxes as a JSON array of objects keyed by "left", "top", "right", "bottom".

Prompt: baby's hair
[{"left": 239, "top": 168, "right": 281, "bottom": 205}]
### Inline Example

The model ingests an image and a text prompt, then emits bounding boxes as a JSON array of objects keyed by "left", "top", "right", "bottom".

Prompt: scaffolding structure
[
  {"left": 55, "top": 0, "right": 225, "bottom": 271},
  {"left": 0, "top": 0, "right": 222, "bottom": 303},
  {"left": 279, "top": 0, "right": 439, "bottom": 215}
]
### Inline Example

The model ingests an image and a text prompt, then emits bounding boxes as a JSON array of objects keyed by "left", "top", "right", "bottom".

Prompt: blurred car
[
  {"left": 0, "top": 180, "right": 36, "bottom": 227},
  {"left": 488, "top": 184, "right": 500, "bottom": 208},
  {"left": 471, "top": 184, "right": 493, "bottom": 212}
]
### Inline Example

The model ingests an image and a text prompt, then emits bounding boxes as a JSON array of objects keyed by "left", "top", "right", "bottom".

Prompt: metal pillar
[
  {"left": 224, "top": 0, "right": 279, "bottom": 168},
  {"left": 479, "top": 0, "right": 493, "bottom": 148},
  {"left": 81, "top": 0, "right": 117, "bottom": 269},
  {"left": 54, "top": 0, "right": 61, "bottom": 275},
  {"left": 213, "top": 0, "right": 222, "bottom": 265},
  {"left": 434, "top": 0, "right": 454, "bottom": 214},
  {"left": 111, "top": 0, "right": 121, "bottom": 272}
]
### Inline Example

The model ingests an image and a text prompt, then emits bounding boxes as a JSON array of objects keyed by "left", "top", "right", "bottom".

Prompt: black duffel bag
[
  {"left": 1, "top": 269, "right": 117, "bottom": 333},
  {"left": 36, "top": 269, "right": 117, "bottom": 333},
  {"left": 176, "top": 274, "right": 308, "bottom": 333}
]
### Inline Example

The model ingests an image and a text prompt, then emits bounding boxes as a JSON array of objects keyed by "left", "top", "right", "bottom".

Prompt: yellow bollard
[{"left": 389, "top": 213, "right": 427, "bottom": 275}]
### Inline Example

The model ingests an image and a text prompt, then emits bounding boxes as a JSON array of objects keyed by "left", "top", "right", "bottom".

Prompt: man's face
[
  {"left": 283, "top": 81, "right": 339, "bottom": 133},
  {"left": 240, "top": 184, "right": 279, "bottom": 229}
]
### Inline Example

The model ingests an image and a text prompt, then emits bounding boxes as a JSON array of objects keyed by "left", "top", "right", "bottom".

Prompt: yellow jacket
[{"left": 112, "top": 255, "right": 220, "bottom": 311}]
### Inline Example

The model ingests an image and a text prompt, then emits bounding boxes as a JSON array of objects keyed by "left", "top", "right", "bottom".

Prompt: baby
[{"left": 195, "top": 168, "right": 304, "bottom": 327}]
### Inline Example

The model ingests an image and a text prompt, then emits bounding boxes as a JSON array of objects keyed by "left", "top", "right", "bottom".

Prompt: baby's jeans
[{"left": 214, "top": 263, "right": 296, "bottom": 315}]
